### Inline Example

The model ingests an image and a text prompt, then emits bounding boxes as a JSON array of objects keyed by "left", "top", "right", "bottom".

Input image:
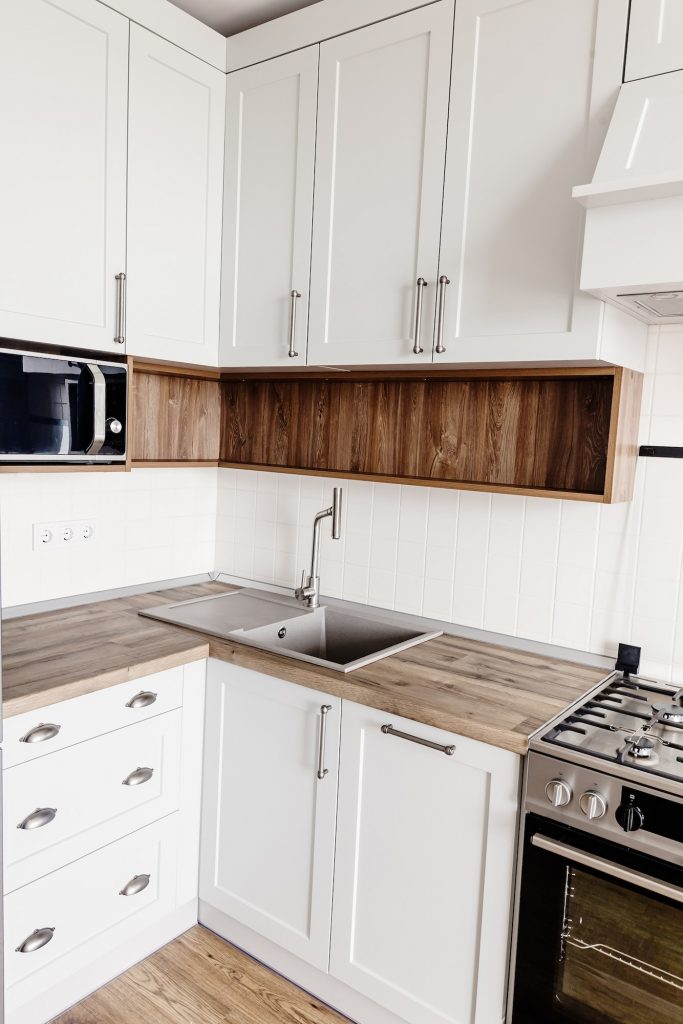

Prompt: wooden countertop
[{"left": 1, "top": 582, "right": 607, "bottom": 753}]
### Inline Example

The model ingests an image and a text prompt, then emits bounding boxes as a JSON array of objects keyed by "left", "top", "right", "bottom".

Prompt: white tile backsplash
[
  {"left": 0, "top": 468, "right": 217, "bottom": 608},
  {"left": 214, "top": 326, "right": 683, "bottom": 681}
]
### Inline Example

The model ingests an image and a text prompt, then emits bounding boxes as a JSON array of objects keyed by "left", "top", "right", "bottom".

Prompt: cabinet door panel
[
  {"left": 308, "top": 3, "right": 453, "bottom": 366},
  {"left": 437, "top": 0, "right": 628, "bottom": 364},
  {"left": 200, "top": 662, "right": 340, "bottom": 971},
  {"left": 221, "top": 47, "right": 318, "bottom": 368},
  {"left": 0, "top": 0, "right": 128, "bottom": 353},
  {"left": 127, "top": 25, "right": 225, "bottom": 366},
  {"left": 626, "top": 0, "right": 683, "bottom": 81},
  {"left": 331, "top": 702, "right": 520, "bottom": 1024}
]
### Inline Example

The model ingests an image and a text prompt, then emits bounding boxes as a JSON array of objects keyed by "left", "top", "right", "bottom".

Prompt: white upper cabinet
[
  {"left": 127, "top": 25, "right": 225, "bottom": 366},
  {"left": 200, "top": 663, "right": 341, "bottom": 972},
  {"left": 307, "top": 3, "right": 454, "bottom": 367},
  {"left": 330, "top": 702, "right": 520, "bottom": 1024},
  {"left": 0, "top": 0, "right": 128, "bottom": 354},
  {"left": 220, "top": 47, "right": 318, "bottom": 368},
  {"left": 436, "top": 0, "right": 637, "bottom": 366},
  {"left": 626, "top": 0, "right": 683, "bottom": 81}
]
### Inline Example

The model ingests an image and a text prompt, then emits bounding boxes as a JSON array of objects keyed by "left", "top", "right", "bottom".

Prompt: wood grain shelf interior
[{"left": 129, "top": 362, "right": 642, "bottom": 502}]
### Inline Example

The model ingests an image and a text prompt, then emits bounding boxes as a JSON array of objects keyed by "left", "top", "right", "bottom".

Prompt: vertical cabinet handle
[
  {"left": 412, "top": 277, "right": 427, "bottom": 354},
  {"left": 434, "top": 275, "right": 450, "bottom": 354},
  {"left": 19, "top": 722, "right": 61, "bottom": 744},
  {"left": 125, "top": 691, "right": 157, "bottom": 710},
  {"left": 317, "top": 705, "right": 332, "bottom": 780},
  {"left": 114, "top": 272, "right": 126, "bottom": 345},
  {"left": 16, "top": 927, "right": 55, "bottom": 953},
  {"left": 288, "top": 289, "right": 301, "bottom": 358}
]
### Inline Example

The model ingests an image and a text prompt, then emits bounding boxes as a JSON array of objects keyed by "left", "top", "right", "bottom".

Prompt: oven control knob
[
  {"left": 107, "top": 417, "right": 122, "bottom": 435},
  {"left": 545, "top": 779, "right": 572, "bottom": 807},
  {"left": 579, "top": 791, "right": 607, "bottom": 820},
  {"left": 616, "top": 799, "right": 645, "bottom": 833}
]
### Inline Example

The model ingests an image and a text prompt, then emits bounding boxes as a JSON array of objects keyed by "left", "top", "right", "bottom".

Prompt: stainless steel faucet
[{"left": 295, "top": 487, "right": 343, "bottom": 609}]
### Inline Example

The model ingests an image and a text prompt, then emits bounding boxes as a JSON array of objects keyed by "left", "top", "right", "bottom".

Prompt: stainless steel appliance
[
  {"left": 0, "top": 348, "right": 127, "bottom": 463},
  {"left": 509, "top": 652, "right": 683, "bottom": 1024}
]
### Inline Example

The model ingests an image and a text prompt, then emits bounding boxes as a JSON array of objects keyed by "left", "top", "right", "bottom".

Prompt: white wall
[
  {"left": 0, "top": 468, "right": 217, "bottom": 608},
  {"left": 216, "top": 325, "right": 683, "bottom": 681}
]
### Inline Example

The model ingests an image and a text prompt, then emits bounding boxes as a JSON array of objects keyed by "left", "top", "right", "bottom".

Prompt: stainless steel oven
[
  {"left": 0, "top": 347, "right": 127, "bottom": 463},
  {"left": 510, "top": 752, "right": 683, "bottom": 1024}
]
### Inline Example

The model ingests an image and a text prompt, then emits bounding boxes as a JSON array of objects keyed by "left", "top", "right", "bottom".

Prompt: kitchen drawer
[
  {"left": 3, "top": 665, "right": 185, "bottom": 769},
  {"left": 4, "top": 709, "right": 182, "bottom": 893},
  {"left": 4, "top": 813, "right": 180, "bottom": 993}
]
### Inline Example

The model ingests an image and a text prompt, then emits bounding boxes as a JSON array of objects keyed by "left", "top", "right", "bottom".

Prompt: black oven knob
[{"left": 616, "top": 799, "right": 644, "bottom": 833}]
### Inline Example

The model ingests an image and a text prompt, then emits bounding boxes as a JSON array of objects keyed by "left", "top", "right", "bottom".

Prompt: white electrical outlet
[{"left": 33, "top": 520, "right": 96, "bottom": 551}]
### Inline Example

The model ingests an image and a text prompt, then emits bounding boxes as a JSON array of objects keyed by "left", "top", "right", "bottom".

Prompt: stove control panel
[{"left": 525, "top": 752, "right": 683, "bottom": 863}]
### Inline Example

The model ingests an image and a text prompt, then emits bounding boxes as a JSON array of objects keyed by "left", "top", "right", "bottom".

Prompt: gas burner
[
  {"left": 652, "top": 702, "right": 683, "bottom": 725},
  {"left": 627, "top": 736, "right": 655, "bottom": 758}
]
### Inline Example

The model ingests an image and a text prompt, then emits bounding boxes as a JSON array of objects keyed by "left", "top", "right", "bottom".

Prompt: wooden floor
[{"left": 51, "top": 926, "right": 349, "bottom": 1024}]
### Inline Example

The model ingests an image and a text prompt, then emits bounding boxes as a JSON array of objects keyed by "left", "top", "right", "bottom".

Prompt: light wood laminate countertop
[{"left": 2, "top": 582, "right": 607, "bottom": 753}]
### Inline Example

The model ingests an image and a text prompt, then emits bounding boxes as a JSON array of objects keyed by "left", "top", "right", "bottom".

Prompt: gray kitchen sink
[{"left": 141, "top": 588, "right": 441, "bottom": 672}]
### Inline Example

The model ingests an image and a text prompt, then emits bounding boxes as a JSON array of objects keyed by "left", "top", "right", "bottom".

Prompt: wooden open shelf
[{"left": 129, "top": 362, "right": 642, "bottom": 502}]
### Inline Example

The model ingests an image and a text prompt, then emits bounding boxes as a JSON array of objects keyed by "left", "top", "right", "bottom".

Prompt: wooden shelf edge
[
  {"left": 131, "top": 461, "right": 220, "bottom": 469},
  {"left": 217, "top": 462, "right": 606, "bottom": 502}
]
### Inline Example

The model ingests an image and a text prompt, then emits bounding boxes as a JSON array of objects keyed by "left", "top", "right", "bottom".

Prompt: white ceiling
[{"left": 169, "top": 0, "right": 323, "bottom": 36}]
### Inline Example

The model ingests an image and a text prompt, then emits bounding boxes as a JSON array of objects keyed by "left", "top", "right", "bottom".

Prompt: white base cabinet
[
  {"left": 200, "top": 660, "right": 521, "bottom": 1024},
  {"left": 0, "top": 0, "right": 129, "bottom": 354},
  {"left": 199, "top": 662, "right": 341, "bottom": 971}
]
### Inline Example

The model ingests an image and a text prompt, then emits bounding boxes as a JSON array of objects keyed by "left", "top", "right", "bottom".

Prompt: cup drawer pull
[
  {"left": 18, "top": 807, "right": 58, "bottom": 830},
  {"left": 119, "top": 873, "right": 151, "bottom": 897},
  {"left": 16, "top": 927, "right": 55, "bottom": 953},
  {"left": 125, "top": 691, "right": 157, "bottom": 710},
  {"left": 20, "top": 723, "right": 61, "bottom": 744},
  {"left": 122, "top": 766, "right": 154, "bottom": 787}
]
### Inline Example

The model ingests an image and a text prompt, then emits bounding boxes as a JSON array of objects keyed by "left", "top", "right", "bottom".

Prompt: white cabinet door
[
  {"left": 626, "top": 0, "right": 683, "bottom": 81},
  {"left": 307, "top": 3, "right": 453, "bottom": 367},
  {"left": 330, "top": 702, "right": 520, "bottom": 1024},
  {"left": 200, "top": 662, "right": 340, "bottom": 971},
  {"left": 436, "top": 0, "right": 628, "bottom": 365},
  {"left": 220, "top": 47, "right": 318, "bottom": 368},
  {"left": 0, "top": 0, "right": 128, "bottom": 354},
  {"left": 127, "top": 25, "right": 225, "bottom": 367}
]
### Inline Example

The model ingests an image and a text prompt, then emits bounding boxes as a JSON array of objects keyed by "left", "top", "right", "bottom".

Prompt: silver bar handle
[
  {"left": 288, "top": 289, "right": 301, "bottom": 358},
  {"left": 317, "top": 705, "right": 332, "bottom": 780},
  {"left": 531, "top": 834, "right": 683, "bottom": 905},
  {"left": 119, "top": 873, "right": 151, "bottom": 897},
  {"left": 18, "top": 807, "right": 57, "bottom": 831},
  {"left": 85, "top": 362, "right": 106, "bottom": 456},
  {"left": 434, "top": 274, "right": 450, "bottom": 354},
  {"left": 16, "top": 927, "right": 55, "bottom": 953},
  {"left": 114, "top": 272, "right": 126, "bottom": 345},
  {"left": 122, "top": 766, "right": 154, "bottom": 787},
  {"left": 125, "top": 691, "right": 158, "bottom": 710},
  {"left": 412, "top": 277, "right": 427, "bottom": 354},
  {"left": 381, "top": 724, "right": 455, "bottom": 756},
  {"left": 20, "top": 722, "right": 61, "bottom": 744}
]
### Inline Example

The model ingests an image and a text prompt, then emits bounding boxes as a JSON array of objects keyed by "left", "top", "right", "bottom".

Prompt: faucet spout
[{"left": 295, "top": 488, "right": 343, "bottom": 609}]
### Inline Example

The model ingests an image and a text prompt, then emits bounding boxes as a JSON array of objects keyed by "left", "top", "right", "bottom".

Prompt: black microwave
[{"left": 0, "top": 348, "right": 127, "bottom": 463}]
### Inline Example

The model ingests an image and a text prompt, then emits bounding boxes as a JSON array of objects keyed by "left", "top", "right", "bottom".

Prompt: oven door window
[{"left": 512, "top": 815, "right": 683, "bottom": 1024}]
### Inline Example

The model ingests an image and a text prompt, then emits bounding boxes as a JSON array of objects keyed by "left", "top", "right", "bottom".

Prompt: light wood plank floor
[{"left": 51, "top": 926, "right": 349, "bottom": 1024}]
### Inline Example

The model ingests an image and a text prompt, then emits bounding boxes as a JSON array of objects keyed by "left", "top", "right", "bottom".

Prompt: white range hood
[{"left": 573, "top": 69, "right": 683, "bottom": 323}]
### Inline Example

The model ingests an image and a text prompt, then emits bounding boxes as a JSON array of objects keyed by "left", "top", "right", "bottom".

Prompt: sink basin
[{"left": 141, "top": 589, "right": 441, "bottom": 672}]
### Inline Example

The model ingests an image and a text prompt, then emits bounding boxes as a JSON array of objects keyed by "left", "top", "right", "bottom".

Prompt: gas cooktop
[{"left": 532, "top": 670, "right": 683, "bottom": 793}]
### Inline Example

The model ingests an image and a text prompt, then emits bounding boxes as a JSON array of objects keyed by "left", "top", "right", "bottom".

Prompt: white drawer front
[
  {"left": 4, "top": 710, "right": 182, "bottom": 893},
  {"left": 4, "top": 813, "right": 180, "bottom": 994},
  {"left": 3, "top": 666, "right": 185, "bottom": 768}
]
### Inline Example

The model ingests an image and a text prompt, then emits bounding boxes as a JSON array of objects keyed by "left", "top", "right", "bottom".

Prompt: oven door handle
[
  {"left": 531, "top": 834, "right": 683, "bottom": 905},
  {"left": 85, "top": 363, "right": 106, "bottom": 456}
]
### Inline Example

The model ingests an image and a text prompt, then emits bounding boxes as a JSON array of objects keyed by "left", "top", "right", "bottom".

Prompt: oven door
[{"left": 511, "top": 813, "right": 683, "bottom": 1024}]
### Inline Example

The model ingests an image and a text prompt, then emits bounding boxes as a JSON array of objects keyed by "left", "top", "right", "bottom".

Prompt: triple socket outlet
[{"left": 33, "top": 520, "right": 96, "bottom": 550}]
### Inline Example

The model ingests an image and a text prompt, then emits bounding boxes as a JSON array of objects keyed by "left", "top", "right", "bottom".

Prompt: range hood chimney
[{"left": 573, "top": 69, "right": 683, "bottom": 323}]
